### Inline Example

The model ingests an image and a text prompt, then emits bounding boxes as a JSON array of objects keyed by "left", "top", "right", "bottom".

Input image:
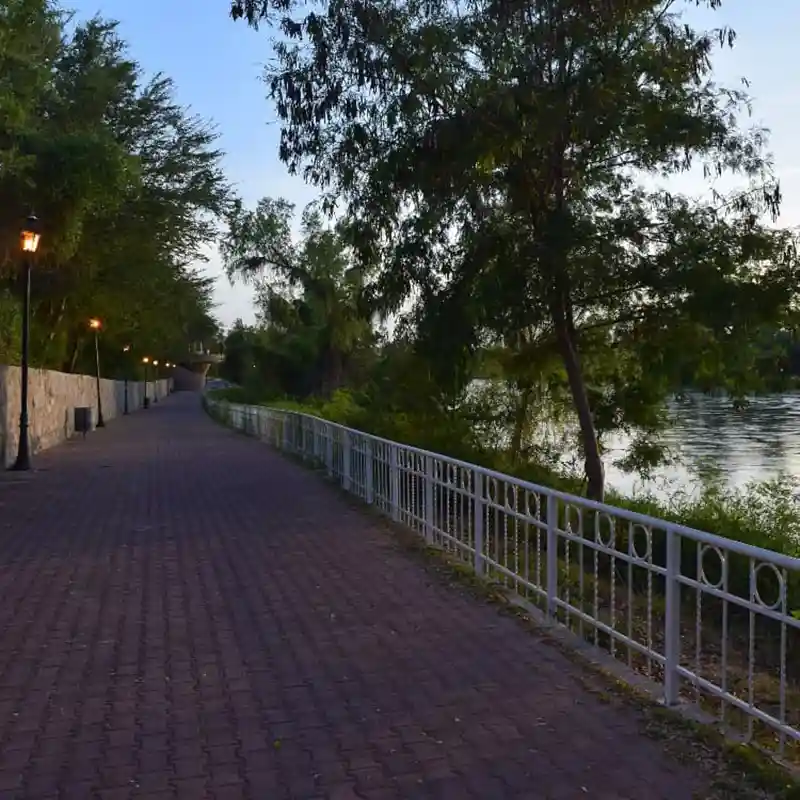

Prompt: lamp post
[
  {"left": 11, "top": 215, "right": 42, "bottom": 471},
  {"left": 122, "top": 345, "right": 131, "bottom": 415},
  {"left": 152, "top": 360, "right": 159, "bottom": 403},
  {"left": 88, "top": 318, "right": 104, "bottom": 428},
  {"left": 142, "top": 357, "right": 150, "bottom": 408}
]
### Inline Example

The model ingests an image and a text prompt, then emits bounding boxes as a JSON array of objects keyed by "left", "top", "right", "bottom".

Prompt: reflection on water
[{"left": 605, "top": 392, "right": 800, "bottom": 500}]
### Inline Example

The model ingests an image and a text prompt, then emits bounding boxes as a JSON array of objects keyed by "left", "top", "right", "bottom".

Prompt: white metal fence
[{"left": 207, "top": 398, "right": 800, "bottom": 759}]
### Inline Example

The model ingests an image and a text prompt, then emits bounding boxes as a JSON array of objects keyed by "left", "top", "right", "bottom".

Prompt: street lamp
[
  {"left": 122, "top": 345, "right": 131, "bottom": 415},
  {"left": 11, "top": 214, "right": 42, "bottom": 471},
  {"left": 152, "top": 360, "right": 159, "bottom": 403},
  {"left": 142, "top": 357, "right": 150, "bottom": 408},
  {"left": 88, "top": 318, "right": 105, "bottom": 428}
]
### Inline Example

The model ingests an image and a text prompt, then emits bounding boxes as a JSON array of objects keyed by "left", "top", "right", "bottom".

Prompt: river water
[{"left": 603, "top": 392, "right": 800, "bottom": 500}]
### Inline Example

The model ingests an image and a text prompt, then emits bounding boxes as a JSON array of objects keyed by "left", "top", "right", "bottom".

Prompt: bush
[{"left": 207, "top": 386, "right": 268, "bottom": 405}]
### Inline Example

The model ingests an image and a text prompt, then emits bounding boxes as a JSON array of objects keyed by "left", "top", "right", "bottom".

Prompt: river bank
[{"left": 209, "top": 386, "right": 800, "bottom": 559}]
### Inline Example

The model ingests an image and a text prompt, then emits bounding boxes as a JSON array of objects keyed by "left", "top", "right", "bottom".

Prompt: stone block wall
[{"left": 0, "top": 366, "right": 171, "bottom": 467}]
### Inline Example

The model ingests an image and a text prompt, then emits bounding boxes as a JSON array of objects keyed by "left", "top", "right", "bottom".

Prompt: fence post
[
  {"left": 424, "top": 456, "right": 435, "bottom": 543},
  {"left": 365, "top": 439, "right": 374, "bottom": 504},
  {"left": 390, "top": 445, "right": 400, "bottom": 522},
  {"left": 546, "top": 493, "right": 559, "bottom": 618},
  {"left": 473, "top": 471, "right": 484, "bottom": 575},
  {"left": 326, "top": 424, "right": 334, "bottom": 477},
  {"left": 342, "top": 430, "right": 352, "bottom": 491},
  {"left": 663, "top": 528, "right": 682, "bottom": 706}
]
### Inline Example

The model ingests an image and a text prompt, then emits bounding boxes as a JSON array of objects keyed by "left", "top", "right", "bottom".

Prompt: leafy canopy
[
  {"left": 230, "top": 0, "right": 800, "bottom": 500},
  {"left": 221, "top": 197, "right": 376, "bottom": 396},
  {"left": 0, "top": 1, "right": 232, "bottom": 374}
]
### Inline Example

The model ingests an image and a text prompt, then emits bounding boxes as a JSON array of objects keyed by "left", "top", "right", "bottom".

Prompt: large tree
[
  {"left": 232, "top": 0, "right": 799, "bottom": 499},
  {"left": 0, "top": 3, "right": 230, "bottom": 375}
]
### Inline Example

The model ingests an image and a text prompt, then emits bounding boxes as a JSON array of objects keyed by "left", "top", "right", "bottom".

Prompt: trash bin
[{"left": 74, "top": 407, "right": 93, "bottom": 438}]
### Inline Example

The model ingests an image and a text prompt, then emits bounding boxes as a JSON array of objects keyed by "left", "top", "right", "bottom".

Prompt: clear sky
[{"left": 69, "top": 0, "right": 800, "bottom": 329}]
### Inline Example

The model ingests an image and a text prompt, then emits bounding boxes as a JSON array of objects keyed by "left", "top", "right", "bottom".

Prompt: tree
[
  {"left": 232, "top": 0, "right": 800, "bottom": 500},
  {"left": 221, "top": 197, "right": 375, "bottom": 397},
  {"left": 0, "top": 4, "right": 230, "bottom": 376}
]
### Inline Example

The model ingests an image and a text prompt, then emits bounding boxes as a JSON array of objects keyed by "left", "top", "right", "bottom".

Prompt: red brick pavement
[{"left": 0, "top": 394, "right": 709, "bottom": 799}]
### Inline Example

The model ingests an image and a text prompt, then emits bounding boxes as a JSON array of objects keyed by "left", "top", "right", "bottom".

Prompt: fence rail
[{"left": 207, "top": 398, "right": 800, "bottom": 760}]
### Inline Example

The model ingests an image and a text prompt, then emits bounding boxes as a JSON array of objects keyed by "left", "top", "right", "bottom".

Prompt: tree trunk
[
  {"left": 551, "top": 297, "right": 605, "bottom": 502},
  {"left": 66, "top": 335, "right": 81, "bottom": 373},
  {"left": 510, "top": 385, "right": 532, "bottom": 464},
  {"left": 322, "top": 345, "right": 344, "bottom": 397}
]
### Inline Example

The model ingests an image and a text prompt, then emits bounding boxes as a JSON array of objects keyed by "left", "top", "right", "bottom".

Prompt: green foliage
[
  {"left": 0, "top": 288, "right": 20, "bottom": 365},
  {"left": 626, "top": 476, "right": 800, "bottom": 559},
  {"left": 224, "top": 0, "right": 800, "bottom": 596},
  {"left": 220, "top": 198, "right": 376, "bottom": 397},
  {"left": 251, "top": 385, "right": 800, "bottom": 599},
  {"left": 0, "top": 2, "right": 229, "bottom": 374},
  {"left": 233, "top": 0, "right": 800, "bottom": 503},
  {"left": 207, "top": 385, "right": 266, "bottom": 405}
]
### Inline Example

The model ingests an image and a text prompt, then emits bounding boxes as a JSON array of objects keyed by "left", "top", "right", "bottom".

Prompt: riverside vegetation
[
  {"left": 218, "top": 0, "right": 800, "bottom": 560},
  {"left": 212, "top": 197, "right": 800, "bottom": 760},
  {"left": 215, "top": 0, "right": 800, "bottom": 765}
]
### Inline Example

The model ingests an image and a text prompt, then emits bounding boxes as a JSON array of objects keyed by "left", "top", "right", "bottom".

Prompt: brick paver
[{"left": 0, "top": 394, "right": 708, "bottom": 799}]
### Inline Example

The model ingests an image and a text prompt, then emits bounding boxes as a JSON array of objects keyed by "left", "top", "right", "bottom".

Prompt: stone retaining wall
[{"left": 0, "top": 366, "right": 171, "bottom": 467}]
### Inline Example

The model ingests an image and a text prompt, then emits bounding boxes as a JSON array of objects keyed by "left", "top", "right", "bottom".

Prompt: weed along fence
[{"left": 206, "top": 397, "right": 800, "bottom": 761}]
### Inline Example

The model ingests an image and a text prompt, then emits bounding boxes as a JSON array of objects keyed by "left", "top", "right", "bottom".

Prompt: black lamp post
[
  {"left": 142, "top": 357, "right": 150, "bottom": 408},
  {"left": 153, "top": 360, "right": 159, "bottom": 403},
  {"left": 89, "top": 318, "right": 105, "bottom": 427},
  {"left": 122, "top": 345, "right": 131, "bottom": 415},
  {"left": 11, "top": 214, "right": 42, "bottom": 472}
]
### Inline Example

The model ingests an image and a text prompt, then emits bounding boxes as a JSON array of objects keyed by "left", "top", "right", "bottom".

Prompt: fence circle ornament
[
  {"left": 629, "top": 524, "right": 652, "bottom": 561},
  {"left": 595, "top": 513, "right": 616, "bottom": 548},
  {"left": 526, "top": 491, "right": 541, "bottom": 519},
  {"left": 698, "top": 544, "right": 726, "bottom": 590},
  {"left": 752, "top": 561, "right": 786, "bottom": 610},
  {"left": 505, "top": 483, "right": 517, "bottom": 511}
]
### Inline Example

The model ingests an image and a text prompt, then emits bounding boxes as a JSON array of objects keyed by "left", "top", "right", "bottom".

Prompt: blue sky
[{"left": 69, "top": 0, "right": 800, "bottom": 328}]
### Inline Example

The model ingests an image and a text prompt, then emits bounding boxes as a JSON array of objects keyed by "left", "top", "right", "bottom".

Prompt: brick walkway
[{"left": 0, "top": 394, "right": 709, "bottom": 799}]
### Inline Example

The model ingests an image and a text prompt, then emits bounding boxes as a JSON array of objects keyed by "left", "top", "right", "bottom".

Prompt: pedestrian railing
[{"left": 207, "top": 398, "right": 800, "bottom": 760}]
